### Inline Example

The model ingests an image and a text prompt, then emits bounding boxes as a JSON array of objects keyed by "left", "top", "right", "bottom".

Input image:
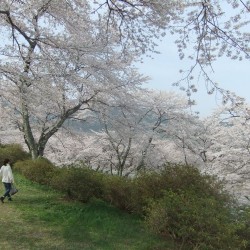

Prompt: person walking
[{"left": 0, "top": 159, "right": 14, "bottom": 203}]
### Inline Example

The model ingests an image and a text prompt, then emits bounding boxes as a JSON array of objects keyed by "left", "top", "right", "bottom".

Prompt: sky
[{"left": 136, "top": 35, "right": 250, "bottom": 118}]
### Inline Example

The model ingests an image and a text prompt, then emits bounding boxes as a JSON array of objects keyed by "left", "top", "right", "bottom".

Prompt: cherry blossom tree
[
  {"left": 202, "top": 104, "right": 250, "bottom": 203},
  {"left": 165, "top": 114, "right": 210, "bottom": 167},
  {"left": 78, "top": 90, "right": 194, "bottom": 176},
  {"left": 91, "top": 1, "right": 250, "bottom": 102},
  {"left": 1, "top": 0, "right": 250, "bottom": 168},
  {"left": 33, "top": 89, "right": 194, "bottom": 175},
  {"left": 4, "top": 1, "right": 250, "bottom": 96},
  {"left": 0, "top": 0, "right": 146, "bottom": 158}
]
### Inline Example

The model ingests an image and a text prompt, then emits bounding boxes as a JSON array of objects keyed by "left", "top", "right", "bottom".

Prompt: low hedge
[
  {"left": 145, "top": 189, "right": 245, "bottom": 250},
  {"left": 102, "top": 175, "right": 135, "bottom": 212},
  {"left": 0, "top": 143, "right": 30, "bottom": 165},
  {"left": 50, "top": 166, "right": 104, "bottom": 202},
  {"left": 14, "top": 158, "right": 57, "bottom": 185},
  {"left": 12, "top": 156, "right": 250, "bottom": 249}
]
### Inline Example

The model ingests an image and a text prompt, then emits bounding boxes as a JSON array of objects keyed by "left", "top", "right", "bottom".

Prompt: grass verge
[{"left": 0, "top": 173, "right": 176, "bottom": 250}]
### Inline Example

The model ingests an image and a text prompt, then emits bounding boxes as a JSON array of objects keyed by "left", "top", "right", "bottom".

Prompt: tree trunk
[
  {"left": 21, "top": 100, "right": 85, "bottom": 159},
  {"left": 20, "top": 86, "right": 38, "bottom": 159},
  {"left": 137, "top": 137, "right": 153, "bottom": 171}
]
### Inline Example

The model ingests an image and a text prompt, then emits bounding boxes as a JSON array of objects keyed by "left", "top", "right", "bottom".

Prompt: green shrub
[
  {"left": 161, "top": 164, "right": 231, "bottom": 203},
  {"left": 0, "top": 144, "right": 30, "bottom": 165},
  {"left": 51, "top": 166, "right": 104, "bottom": 202},
  {"left": 14, "top": 158, "right": 56, "bottom": 185},
  {"left": 101, "top": 174, "right": 162, "bottom": 214},
  {"left": 128, "top": 164, "right": 230, "bottom": 215},
  {"left": 12, "top": 157, "right": 250, "bottom": 249},
  {"left": 129, "top": 172, "right": 167, "bottom": 214},
  {"left": 236, "top": 206, "right": 250, "bottom": 249},
  {"left": 145, "top": 189, "right": 245, "bottom": 250},
  {"left": 102, "top": 175, "right": 135, "bottom": 212}
]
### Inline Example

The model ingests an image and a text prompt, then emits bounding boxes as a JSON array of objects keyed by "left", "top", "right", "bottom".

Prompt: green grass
[{"left": 0, "top": 173, "right": 176, "bottom": 250}]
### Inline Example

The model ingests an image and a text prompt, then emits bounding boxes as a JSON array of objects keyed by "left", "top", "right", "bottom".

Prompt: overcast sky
[{"left": 136, "top": 35, "right": 250, "bottom": 118}]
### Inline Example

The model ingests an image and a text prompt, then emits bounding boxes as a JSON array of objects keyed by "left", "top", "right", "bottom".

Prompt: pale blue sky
[{"left": 137, "top": 38, "right": 250, "bottom": 117}]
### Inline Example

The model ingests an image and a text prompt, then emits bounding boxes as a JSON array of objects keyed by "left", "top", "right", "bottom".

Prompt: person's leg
[
  {"left": 1, "top": 182, "right": 8, "bottom": 202},
  {"left": 1, "top": 183, "right": 6, "bottom": 202},
  {"left": 3, "top": 182, "right": 11, "bottom": 199}
]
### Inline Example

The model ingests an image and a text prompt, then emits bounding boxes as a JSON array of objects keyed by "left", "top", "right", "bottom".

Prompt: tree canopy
[{"left": 0, "top": 0, "right": 249, "bottom": 161}]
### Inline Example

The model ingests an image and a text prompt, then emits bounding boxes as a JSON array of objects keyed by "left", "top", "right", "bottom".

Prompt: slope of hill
[{"left": 0, "top": 173, "right": 177, "bottom": 250}]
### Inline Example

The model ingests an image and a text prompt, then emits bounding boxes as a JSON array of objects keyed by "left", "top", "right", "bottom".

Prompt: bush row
[
  {"left": 2, "top": 144, "right": 248, "bottom": 250},
  {"left": 13, "top": 158, "right": 250, "bottom": 249},
  {"left": 14, "top": 159, "right": 229, "bottom": 212},
  {"left": 0, "top": 143, "right": 30, "bottom": 164}
]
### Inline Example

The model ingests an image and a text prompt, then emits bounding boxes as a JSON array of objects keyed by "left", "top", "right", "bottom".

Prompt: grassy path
[{"left": 0, "top": 173, "right": 175, "bottom": 250}]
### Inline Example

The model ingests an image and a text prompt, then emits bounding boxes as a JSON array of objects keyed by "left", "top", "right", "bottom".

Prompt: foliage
[
  {"left": 0, "top": 143, "right": 30, "bottom": 165},
  {"left": 203, "top": 104, "right": 250, "bottom": 203},
  {"left": 11, "top": 153, "right": 250, "bottom": 249},
  {"left": 101, "top": 164, "right": 249, "bottom": 248},
  {"left": 129, "top": 164, "right": 231, "bottom": 215},
  {"left": 92, "top": 90, "right": 191, "bottom": 175},
  {"left": 102, "top": 175, "right": 135, "bottom": 212},
  {"left": 1, "top": 0, "right": 250, "bottom": 162},
  {"left": 14, "top": 158, "right": 56, "bottom": 185},
  {"left": 145, "top": 189, "right": 245, "bottom": 250},
  {"left": 51, "top": 166, "right": 104, "bottom": 203},
  {"left": 236, "top": 206, "right": 250, "bottom": 249},
  {"left": 102, "top": 172, "right": 172, "bottom": 214},
  {"left": 0, "top": 0, "right": 147, "bottom": 159},
  {"left": 0, "top": 173, "right": 174, "bottom": 250},
  {"left": 160, "top": 163, "right": 231, "bottom": 202}
]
